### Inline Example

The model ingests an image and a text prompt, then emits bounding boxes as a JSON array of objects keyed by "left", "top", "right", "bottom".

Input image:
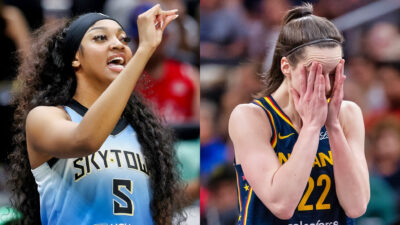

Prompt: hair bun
[{"left": 283, "top": 3, "right": 313, "bottom": 25}]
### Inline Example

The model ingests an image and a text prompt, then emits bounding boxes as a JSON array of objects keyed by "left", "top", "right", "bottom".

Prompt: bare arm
[
  {"left": 327, "top": 102, "right": 369, "bottom": 217},
  {"left": 230, "top": 105, "right": 321, "bottom": 219},
  {"left": 230, "top": 62, "right": 328, "bottom": 219},
  {"left": 325, "top": 60, "right": 370, "bottom": 217},
  {"left": 3, "top": 6, "right": 31, "bottom": 58},
  {"left": 26, "top": 5, "right": 178, "bottom": 161}
]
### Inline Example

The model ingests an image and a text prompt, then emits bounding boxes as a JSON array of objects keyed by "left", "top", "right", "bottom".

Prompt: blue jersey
[
  {"left": 31, "top": 100, "right": 153, "bottom": 225},
  {"left": 234, "top": 96, "right": 354, "bottom": 225}
]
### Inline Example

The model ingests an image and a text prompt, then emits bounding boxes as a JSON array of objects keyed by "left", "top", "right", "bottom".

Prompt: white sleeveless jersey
[{"left": 31, "top": 101, "right": 153, "bottom": 225}]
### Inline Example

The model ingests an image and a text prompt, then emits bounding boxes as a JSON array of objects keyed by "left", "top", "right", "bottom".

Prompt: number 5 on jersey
[{"left": 113, "top": 179, "right": 134, "bottom": 215}]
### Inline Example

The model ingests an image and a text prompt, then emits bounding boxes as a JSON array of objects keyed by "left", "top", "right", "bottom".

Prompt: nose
[{"left": 109, "top": 37, "right": 125, "bottom": 50}]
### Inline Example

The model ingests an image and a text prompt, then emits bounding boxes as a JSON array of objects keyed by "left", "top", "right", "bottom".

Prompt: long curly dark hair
[{"left": 8, "top": 17, "right": 186, "bottom": 225}]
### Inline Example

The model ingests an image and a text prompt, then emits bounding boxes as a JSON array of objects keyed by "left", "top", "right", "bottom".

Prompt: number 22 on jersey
[{"left": 298, "top": 174, "right": 331, "bottom": 211}]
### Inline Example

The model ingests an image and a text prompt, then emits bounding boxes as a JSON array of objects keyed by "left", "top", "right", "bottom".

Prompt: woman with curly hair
[
  {"left": 229, "top": 4, "right": 369, "bottom": 225},
  {"left": 8, "top": 4, "right": 185, "bottom": 225}
]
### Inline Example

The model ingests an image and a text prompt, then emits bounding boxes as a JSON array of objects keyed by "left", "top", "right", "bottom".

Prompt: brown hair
[{"left": 259, "top": 3, "right": 344, "bottom": 97}]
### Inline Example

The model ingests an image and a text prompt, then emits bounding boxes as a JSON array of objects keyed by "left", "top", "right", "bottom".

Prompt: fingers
[
  {"left": 161, "top": 14, "right": 179, "bottom": 31},
  {"left": 306, "top": 62, "right": 317, "bottom": 96},
  {"left": 332, "top": 60, "right": 344, "bottom": 98},
  {"left": 156, "top": 9, "right": 179, "bottom": 30},
  {"left": 139, "top": 4, "right": 161, "bottom": 26},
  {"left": 333, "top": 59, "right": 343, "bottom": 90},
  {"left": 140, "top": 4, "right": 179, "bottom": 30},
  {"left": 147, "top": 4, "right": 162, "bottom": 15},
  {"left": 331, "top": 60, "right": 345, "bottom": 100},
  {"left": 162, "top": 9, "right": 179, "bottom": 17},
  {"left": 318, "top": 74, "right": 326, "bottom": 100},
  {"left": 299, "top": 66, "right": 307, "bottom": 96},
  {"left": 291, "top": 88, "right": 300, "bottom": 107},
  {"left": 324, "top": 73, "right": 330, "bottom": 94},
  {"left": 313, "top": 63, "right": 323, "bottom": 95}
]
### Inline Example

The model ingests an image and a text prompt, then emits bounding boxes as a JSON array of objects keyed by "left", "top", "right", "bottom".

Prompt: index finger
[
  {"left": 299, "top": 65, "right": 307, "bottom": 95},
  {"left": 333, "top": 59, "right": 344, "bottom": 92},
  {"left": 161, "top": 9, "right": 179, "bottom": 17},
  {"left": 306, "top": 62, "right": 318, "bottom": 95},
  {"left": 145, "top": 4, "right": 162, "bottom": 15}
]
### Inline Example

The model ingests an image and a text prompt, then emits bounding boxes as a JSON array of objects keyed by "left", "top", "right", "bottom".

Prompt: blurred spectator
[
  {"left": 369, "top": 117, "right": 400, "bottom": 198},
  {"left": 363, "top": 22, "right": 400, "bottom": 62},
  {"left": 245, "top": 0, "right": 290, "bottom": 65},
  {"left": 175, "top": 138, "right": 201, "bottom": 225},
  {"left": 129, "top": 3, "right": 200, "bottom": 125},
  {"left": 344, "top": 56, "right": 387, "bottom": 115},
  {"left": 218, "top": 62, "right": 263, "bottom": 138},
  {"left": 313, "top": 0, "right": 366, "bottom": 20},
  {"left": 4, "top": 0, "right": 43, "bottom": 30},
  {"left": 200, "top": 100, "right": 229, "bottom": 181},
  {"left": 0, "top": 0, "right": 30, "bottom": 81},
  {"left": 366, "top": 63, "right": 400, "bottom": 129},
  {"left": 176, "top": 138, "right": 200, "bottom": 203},
  {"left": 104, "top": 0, "right": 139, "bottom": 30},
  {"left": 0, "top": 0, "right": 30, "bottom": 164},
  {"left": 161, "top": 0, "right": 199, "bottom": 65},
  {"left": 359, "top": 116, "right": 400, "bottom": 224},
  {"left": 380, "top": 63, "right": 400, "bottom": 111},
  {"left": 357, "top": 175, "right": 397, "bottom": 225},
  {"left": 200, "top": 0, "right": 247, "bottom": 65},
  {"left": 203, "top": 164, "right": 238, "bottom": 225}
]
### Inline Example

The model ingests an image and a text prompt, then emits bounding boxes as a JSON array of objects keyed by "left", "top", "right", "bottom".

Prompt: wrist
[
  {"left": 301, "top": 123, "right": 322, "bottom": 134},
  {"left": 135, "top": 45, "right": 155, "bottom": 60},
  {"left": 325, "top": 120, "right": 341, "bottom": 130}
]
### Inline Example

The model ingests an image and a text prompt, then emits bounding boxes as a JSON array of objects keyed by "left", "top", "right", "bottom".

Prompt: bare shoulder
[
  {"left": 339, "top": 100, "right": 364, "bottom": 134},
  {"left": 229, "top": 103, "right": 271, "bottom": 137},
  {"left": 26, "top": 106, "right": 70, "bottom": 129},
  {"left": 339, "top": 100, "right": 363, "bottom": 121},
  {"left": 230, "top": 103, "right": 266, "bottom": 121},
  {"left": 341, "top": 100, "right": 362, "bottom": 113}
]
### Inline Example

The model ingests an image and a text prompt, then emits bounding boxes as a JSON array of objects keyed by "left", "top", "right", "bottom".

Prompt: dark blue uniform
[{"left": 234, "top": 96, "right": 354, "bottom": 225}]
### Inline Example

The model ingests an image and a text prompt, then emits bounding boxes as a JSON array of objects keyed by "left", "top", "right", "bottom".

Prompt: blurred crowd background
[
  {"left": 200, "top": 0, "right": 400, "bottom": 225},
  {"left": 0, "top": 0, "right": 199, "bottom": 224}
]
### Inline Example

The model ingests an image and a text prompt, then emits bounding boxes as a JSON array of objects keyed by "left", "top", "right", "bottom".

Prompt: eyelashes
[
  {"left": 93, "top": 34, "right": 131, "bottom": 43},
  {"left": 93, "top": 34, "right": 107, "bottom": 41},
  {"left": 122, "top": 36, "right": 131, "bottom": 43}
]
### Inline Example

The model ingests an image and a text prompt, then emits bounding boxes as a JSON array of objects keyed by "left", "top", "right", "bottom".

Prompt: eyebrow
[
  {"left": 304, "top": 64, "right": 338, "bottom": 74},
  {"left": 88, "top": 26, "right": 124, "bottom": 33}
]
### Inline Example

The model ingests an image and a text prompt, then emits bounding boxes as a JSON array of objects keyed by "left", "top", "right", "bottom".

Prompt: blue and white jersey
[{"left": 31, "top": 100, "right": 153, "bottom": 225}]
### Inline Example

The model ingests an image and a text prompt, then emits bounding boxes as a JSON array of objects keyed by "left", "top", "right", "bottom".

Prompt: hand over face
[
  {"left": 291, "top": 62, "right": 328, "bottom": 129},
  {"left": 326, "top": 59, "right": 346, "bottom": 127}
]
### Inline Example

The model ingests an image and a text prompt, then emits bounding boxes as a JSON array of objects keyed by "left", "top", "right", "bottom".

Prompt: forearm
[
  {"left": 263, "top": 125, "right": 320, "bottom": 215},
  {"left": 76, "top": 46, "right": 154, "bottom": 152},
  {"left": 327, "top": 123, "right": 369, "bottom": 217}
]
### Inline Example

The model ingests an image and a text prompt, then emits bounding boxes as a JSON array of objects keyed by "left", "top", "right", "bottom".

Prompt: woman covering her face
[
  {"left": 229, "top": 3, "right": 370, "bottom": 225},
  {"left": 9, "top": 4, "right": 186, "bottom": 225}
]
